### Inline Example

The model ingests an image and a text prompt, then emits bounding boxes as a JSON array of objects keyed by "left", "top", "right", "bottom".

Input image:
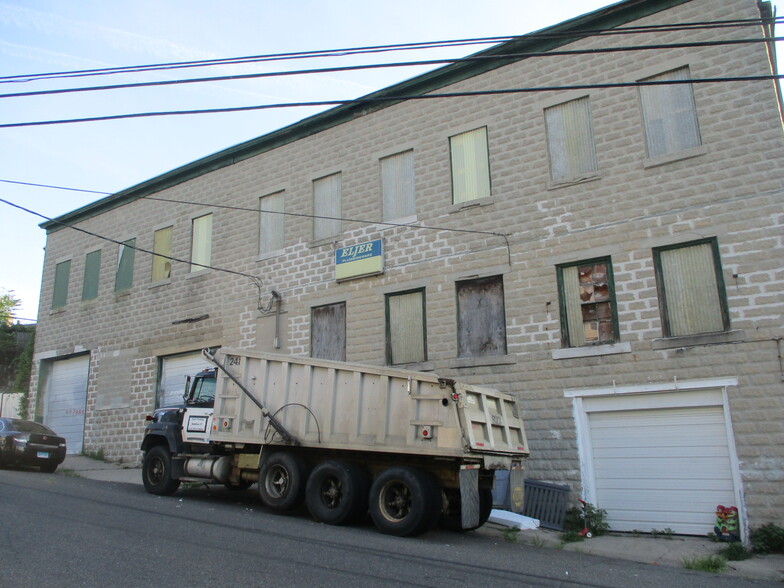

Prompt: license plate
[{"left": 37, "top": 451, "right": 50, "bottom": 459}]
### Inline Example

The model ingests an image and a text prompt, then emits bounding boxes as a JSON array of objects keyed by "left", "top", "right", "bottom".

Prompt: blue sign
[{"left": 335, "top": 239, "right": 384, "bottom": 281}]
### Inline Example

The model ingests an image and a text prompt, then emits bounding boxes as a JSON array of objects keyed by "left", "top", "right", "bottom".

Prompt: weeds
[
  {"left": 501, "top": 527, "right": 520, "bottom": 543},
  {"left": 682, "top": 555, "right": 727, "bottom": 574},
  {"left": 751, "top": 523, "right": 784, "bottom": 554},
  {"left": 718, "top": 542, "right": 752, "bottom": 561},
  {"left": 559, "top": 530, "right": 585, "bottom": 543},
  {"left": 81, "top": 447, "right": 105, "bottom": 461}
]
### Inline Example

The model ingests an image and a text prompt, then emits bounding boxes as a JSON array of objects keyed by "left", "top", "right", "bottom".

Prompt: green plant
[
  {"left": 559, "top": 530, "right": 585, "bottom": 543},
  {"left": 82, "top": 447, "right": 105, "bottom": 461},
  {"left": 528, "top": 536, "right": 546, "bottom": 548},
  {"left": 718, "top": 542, "right": 751, "bottom": 561},
  {"left": 501, "top": 527, "right": 520, "bottom": 543},
  {"left": 751, "top": 523, "right": 784, "bottom": 554},
  {"left": 651, "top": 528, "right": 674, "bottom": 540},
  {"left": 682, "top": 555, "right": 727, "bottom": 574}
]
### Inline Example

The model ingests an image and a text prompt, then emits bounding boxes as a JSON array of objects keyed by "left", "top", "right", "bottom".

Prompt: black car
[{"left": 0, "top": 418, "right": 67, "bottom": 473}]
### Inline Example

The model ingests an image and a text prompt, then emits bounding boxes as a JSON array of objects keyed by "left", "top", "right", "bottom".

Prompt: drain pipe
[{"left": 271, "top": 290, "right": 282, "bottom": 349}]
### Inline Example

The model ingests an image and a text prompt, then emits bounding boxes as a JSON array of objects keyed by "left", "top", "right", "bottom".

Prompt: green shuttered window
[
  {"left": 81, "top": 250, "right": 101, "bottom": 301},
  {"left": 557, "top": 259, "right": 619, "bottom": 347},
  {"left": 52, "top": 260, "right": 70, "bottom": 309},
  {"left": 115, "top": 239, "right": 135, "bottom": 292}
]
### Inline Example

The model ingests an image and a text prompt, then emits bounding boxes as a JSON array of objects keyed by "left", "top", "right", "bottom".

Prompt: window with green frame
[
  {"left": 52, "top": 260, "right": 70, "bottom": 309},
  {"left": 114, "top": 238, "right": 135, "bottom": 292},
  {"left": 386, "top": 289, "right": 426, "bottom": 365},
  {"left": 82, "top": 249, "right": 101, "bottom": 301},
  {"left": 557, "top": 258, "right": 619, "bottom": 347},
  {"left": 653, "top": 238, "right": 729, "bottom": 337}
]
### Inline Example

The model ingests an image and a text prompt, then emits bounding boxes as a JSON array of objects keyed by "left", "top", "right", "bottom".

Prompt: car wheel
[
  {"left": 258, "top": 451, "right": 308, "bottom": 512},
  {"left": 369, "top": 466, "right": 441, "bottom": 536},
  {"left": 306, "top": 460, "right": 369, "bottom": 525},
  {"left": 143, "top": 445, "right": 181, "bottom": 495}
]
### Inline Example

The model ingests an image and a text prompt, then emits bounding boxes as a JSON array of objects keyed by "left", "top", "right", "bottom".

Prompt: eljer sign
[{"left": 335, "top": 239, "right": 384, "bottom": 281}]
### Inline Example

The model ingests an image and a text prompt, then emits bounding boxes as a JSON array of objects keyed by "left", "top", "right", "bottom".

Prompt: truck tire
[
  {"left": 258, "top": 451, "right": 307, "bottom": 511},
  {"left": 369, "top": 466, "right": 441, "bottom": 536},
  {"left": 143, "top": 445, "right": 181, "bottom": 495},
  {"left": 439, "top": 488, "right": 493, "bottom": 532},
  {"left": 305, "top": 460, "right": 369, "bottom": 525}
]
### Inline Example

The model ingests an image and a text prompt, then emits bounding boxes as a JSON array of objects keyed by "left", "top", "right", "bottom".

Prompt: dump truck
[{"left": 141, "top": 348, "right": 529, "bottom": 536}]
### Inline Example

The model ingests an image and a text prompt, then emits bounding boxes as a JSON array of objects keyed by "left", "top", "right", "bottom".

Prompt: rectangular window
[
  {"left": 639, "top": 66, "right": 701, "bottom": 158},
  {"left": 114, "top": 239, "right": 135, "bottom": 292},
  {"left": 311, "top": 302, "right": 346, "bottom": 361},
  {"left": 456, "top": 275, "right": 506, "bottom": 357},
  {"left": 654, "top": 239, "right": 729, "bottom": 337},
  {"left": 52, "top": 260, "right": 70, "bottom": 309},
  {"left": 557, "top": 259, "right": 618, "bottom": 347},
  {"left": 381, "top": 150, "right": 415, "bottom": 221},
  {"left": 545, "top": 96, "right": 597, "bottom": 182},
  {"left": 259, "top": 192, "right": 285, "bottom": 254},
  {"left": 151, "top": 226, "right": 173, "bottom": 282},
  {"left": 386, "top": 289, "right": 426, "bottom": 365},
  {"left": 81, "top": 250, "right": 101, "bottom": 301},
  {"left": 190, "top": 214, "right": 212, "bottom": 272},
  {"left": 313, "top": 173, "right": 342, "bottom": 241},
  {"left": 450, "top": 127, "right": 491, "bottom": 204}
]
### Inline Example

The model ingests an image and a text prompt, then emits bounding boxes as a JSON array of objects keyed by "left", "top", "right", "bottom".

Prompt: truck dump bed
[{"left": 209, "top": 349, "right": 529, "bottom": 462}]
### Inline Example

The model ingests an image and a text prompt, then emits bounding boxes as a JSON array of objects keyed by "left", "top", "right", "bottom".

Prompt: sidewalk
[{"left": 61, "top": 455, "right": 784, "bottom": 583}]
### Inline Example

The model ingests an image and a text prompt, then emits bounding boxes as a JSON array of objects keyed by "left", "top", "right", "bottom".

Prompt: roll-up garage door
[
  {"left": 159, "top": 352, "right": 214, "bottom": 408},
  {"left": 585, "top": 393, "right": 738, "bottom": 536},
  {"left": 46, "top": 355, "right": 90, "bottom": 454}
]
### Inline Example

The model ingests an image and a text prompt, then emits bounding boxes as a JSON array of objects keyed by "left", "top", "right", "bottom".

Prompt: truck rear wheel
[
  {"left": 143, "top": 445, "right": 181, "bottom": 495},
  {"left": 369, "top": 466, "right": 440, "bottom": 536},
  {"left": 305, "top": 460, "right": 369, "bottom": 525},
  {"left": 259, "top": 451, "right": 307, "bottom": 511},
  {"left": 439, "top": 488, "right": 493, "bottom": 531}
]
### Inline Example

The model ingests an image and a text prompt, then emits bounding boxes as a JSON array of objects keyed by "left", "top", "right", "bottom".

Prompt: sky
[{"left": 1, "top": 0, "right": 782, "bottom": 322}]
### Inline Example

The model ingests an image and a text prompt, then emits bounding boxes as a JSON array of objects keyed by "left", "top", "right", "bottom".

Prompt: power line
[
  {"left": 2, "top": 16, "right": 778, "bottom": 84},
  {"left": 1, "top": 37, "right": 780, "bottom": 101},
  {"left": 1, "top": 75, "right": 780, "bottom": 129},
  {"left": 0, "top": 179, "right": 110, "bottom": 195}
]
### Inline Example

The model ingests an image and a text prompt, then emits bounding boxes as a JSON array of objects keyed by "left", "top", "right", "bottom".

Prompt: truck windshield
[{"left": 191, "top": 377, "right": 216, "bottom": 405}]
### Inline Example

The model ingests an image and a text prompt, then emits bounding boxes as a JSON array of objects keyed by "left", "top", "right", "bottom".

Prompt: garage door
[
  {"left": 585, "top": 394, "right": 738, "bottom": 536},
  {"left": 46, "top": 355, "right": 90, "bottom": 455},
  {"left": 159, "top": 352, "right": 214, "bottom": 408}
]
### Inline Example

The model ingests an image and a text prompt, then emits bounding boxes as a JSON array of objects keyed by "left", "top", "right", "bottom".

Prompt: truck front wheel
[
  {"left": 143, "top": 445, "right": 181, "bottom": 495},
  {"left": 258, "top": 451, "right": 307, "bottom": 511},
  {"left": 369, "top": 466, "right": 440, "bottom": 536}
]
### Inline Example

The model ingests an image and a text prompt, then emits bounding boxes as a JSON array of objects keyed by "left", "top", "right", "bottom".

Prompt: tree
[{"left": 0, "top": 289, "right": 21, "bottom": 326}]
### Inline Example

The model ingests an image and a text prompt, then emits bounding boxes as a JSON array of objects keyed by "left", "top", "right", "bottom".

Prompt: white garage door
[
  {"left": 159, "top": 352, "right": 213, "bottom": 407},
  {"left": 46, "top": 355, "right": 90, "bottom": 455},
  {"left": 585, "top": 393, "right": 738, "bottom": 536}
]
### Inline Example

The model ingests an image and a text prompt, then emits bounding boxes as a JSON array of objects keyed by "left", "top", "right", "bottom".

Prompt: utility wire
[
  {"left": 0, "top": 178, "right": 109, "bottom": 195},
  {"left": 1, "top": 37, "right": 780, "bottom": 101},
  {"left": 2, "top": 16, "right": 779, "bottom": 84},
  {"left": 1, "top": 75, "right": 781, "bottom": 129}
]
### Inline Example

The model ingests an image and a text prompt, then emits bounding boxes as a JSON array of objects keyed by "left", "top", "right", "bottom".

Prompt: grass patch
[
  {"left": 717, "top": 542, "right": 752, "bottom": 561},
  {"left": 682, "top": 555, "right": 727, "bottom": 574},
  {"left": 559, "top": 530, "right": 585, "bottom": 543},
  {"left": 81, "top": 447, "right": 105, "bottom": 461},
  {"left": 501, "top": 527, "right": 520, "bottom": 543}
]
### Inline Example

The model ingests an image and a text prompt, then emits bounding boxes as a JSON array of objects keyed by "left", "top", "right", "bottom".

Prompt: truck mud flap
[{"left": 459, "top": 465, "right": 480, "bottom": 530}]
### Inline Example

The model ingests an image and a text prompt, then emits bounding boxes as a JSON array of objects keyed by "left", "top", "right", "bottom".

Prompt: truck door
[{"left": 181, "top": 372, "right": 216, "bottom": 446}]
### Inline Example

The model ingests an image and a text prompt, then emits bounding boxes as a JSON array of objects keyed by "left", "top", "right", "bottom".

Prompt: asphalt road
[{"left": 0, "top": 468, "right": 776, "bottom": 588}]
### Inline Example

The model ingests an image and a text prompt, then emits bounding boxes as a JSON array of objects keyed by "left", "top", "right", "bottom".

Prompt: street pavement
[{"left": 61, "top": 454, "right": 784, "bottom": 584}]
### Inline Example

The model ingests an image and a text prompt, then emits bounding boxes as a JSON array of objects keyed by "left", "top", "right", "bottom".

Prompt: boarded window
[
  {"left": 313, "top": 173, "right": 342, "bottom": 241},
  {"left": 654, "top": 239, "right": 729, "bottom": 337},
  {"left": 114, "top": 239, "right": 135, "bottom": 292},
  {"left": 151, "top": 226, "right": 172, "bottom": 282},
  {"left": 456, "top": 275, "right": 507, "bottom": 357},
  {"left": 545, "top": 96, "right": 597, "bottom": 182},
  {"left": 558, "top": 259, "right": 618, "bottom": 347},
  {"left": 81, "top": 250, "right": 101, "bottom": 301},
  {"left": 381, "top": 150, "right": 415, "bottom": 221},
  {"left": 259, "top": 191, "right": 285, "bottom": 254},
  {"left": 311, "top": 302, "right": 346, "bottom": 361},
  {"left": 190, "top": 214, "right": 212, "bottom": 272},
  {"left": 450, "top": 127, "right": 491, "bottom": 205},
  {"left": 639, "top": 67, "right": 701, "bottom": 158},
  {"left": 386, "top": 289, "right": 426, "bottom": 365},
  {"left": 52, "top": 260, "right": 70, "bottom": 309}
]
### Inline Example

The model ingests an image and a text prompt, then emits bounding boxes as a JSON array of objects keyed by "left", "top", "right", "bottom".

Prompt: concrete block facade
[{"left": 33, "top": 0, "right": 784, "bottom": 533}]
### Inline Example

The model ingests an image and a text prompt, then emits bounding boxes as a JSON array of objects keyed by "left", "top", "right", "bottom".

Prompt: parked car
[{"left": 0, "top": 418, "right": 67, "bottom": 473}]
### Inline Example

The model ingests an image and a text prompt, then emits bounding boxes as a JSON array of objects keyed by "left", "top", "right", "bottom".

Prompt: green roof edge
[{"left": 42, "top": 0, "right": 693, "bottom": 232}]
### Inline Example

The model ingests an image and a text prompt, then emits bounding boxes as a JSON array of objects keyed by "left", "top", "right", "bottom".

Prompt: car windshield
[{"left": 11, "top": 420, "right": 54, "bottom": 434}]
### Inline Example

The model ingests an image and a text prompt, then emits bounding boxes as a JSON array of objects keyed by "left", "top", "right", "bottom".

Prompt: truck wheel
[
  {"left": 369, "top": 466, "right": 440, "bottom": 536},
  {"left": 143, "top": 445, "right": 181, "bottom": 495},
  {"left": 259, "top": 451, "right": 307, "bottom": 511},
  {"left": 306, "top": 460, "right": 369, "bottom": 525},
  {"left": 439, "top": 488, "right": 493, "bottom": 532}
]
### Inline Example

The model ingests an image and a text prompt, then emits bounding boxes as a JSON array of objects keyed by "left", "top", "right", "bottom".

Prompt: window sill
[
  {"left": 148, "top": 278, "right": 172, "bottom": 289},
  {"left": 643, "top": 145, "right": 707, "bottom": 169},
  {"left": 448, "top": 354, "right": 517, "bottom": 369},
  {"left": 448, "top": 196, "right": 494, "bottom": 214},
  {"left": 186, "top": 269, "right": 210, "bottom": 281},
  {"left": 309, "top": 235, "right": 342, "bottom": 248},
  {"left": 651, "top": 330, "right": 746, "bottom": 350},
  {"left": 255, "top": 249, "right": 286, "bottom": 262},
  {"left": 552, "top": 341, "right": 631, "bottom": 360},
  {"left": 390, "top": 360, "right": 434, "bottom": 372},
  {"left": 113, "top": 290, "right": 131, "bottom": 301},
  {"left": 547, "top": 173, "right": 601, "bottom": 191},
  {"left": 49, "top": 307, "right": 66, "bottom": 316}
]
